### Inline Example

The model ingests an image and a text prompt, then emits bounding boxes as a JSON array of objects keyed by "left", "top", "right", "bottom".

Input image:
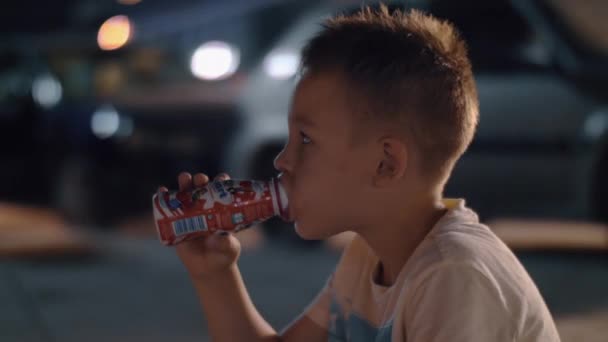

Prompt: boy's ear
[{"left": 373, "top": 137, "right": 408, "bottom": 187}]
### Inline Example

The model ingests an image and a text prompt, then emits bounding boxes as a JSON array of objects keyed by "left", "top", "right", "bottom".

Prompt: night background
[{"left": 0, "top": 0, "right": 607, "bottom": 341}]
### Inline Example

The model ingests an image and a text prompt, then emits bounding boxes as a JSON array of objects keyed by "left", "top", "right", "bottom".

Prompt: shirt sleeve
[{"left": 405, "top": 262, "right": 517, "bottom": 342}]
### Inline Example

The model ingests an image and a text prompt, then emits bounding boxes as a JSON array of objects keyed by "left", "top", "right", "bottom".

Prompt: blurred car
[
  {"left": 0, "top": 0, "right": 317, "bottom": 228},
  {"left": 223, "top": 0, "right": 608, "bottom": 240},
  {"left": 0, "top": 55, "right": 54, "bottom": 206}
]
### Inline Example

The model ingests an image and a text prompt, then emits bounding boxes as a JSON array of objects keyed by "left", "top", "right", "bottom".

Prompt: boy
[{"left": 166, "top": 5, "right": 561, "bottom": 341}]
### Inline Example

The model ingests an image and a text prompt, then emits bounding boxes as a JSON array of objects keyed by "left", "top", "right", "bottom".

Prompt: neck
[{"left": 357, "top": 193, "right": 447, "bottom": 287}]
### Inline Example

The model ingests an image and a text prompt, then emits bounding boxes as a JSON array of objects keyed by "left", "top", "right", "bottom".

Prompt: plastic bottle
[{"left": 152, "top": 178, "right": 288, "bottom": 246}]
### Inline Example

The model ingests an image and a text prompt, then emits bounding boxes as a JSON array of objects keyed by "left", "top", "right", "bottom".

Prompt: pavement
[
  {"left": 0, "top": 233, "right": 340, "bottom": 342},
  {"left": 0, "top": 204, "right": 607, "bottom": 341}
]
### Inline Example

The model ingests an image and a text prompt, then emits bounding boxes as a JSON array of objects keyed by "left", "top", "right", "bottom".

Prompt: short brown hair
[{"left": 301, "top": 4, "right": 479, "bottom": 186}]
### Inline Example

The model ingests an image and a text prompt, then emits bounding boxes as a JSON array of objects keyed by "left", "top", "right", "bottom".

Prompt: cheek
[
  {"left": 294, "top": 174, "right": 350, "bottom": 220},
  {"left": 290, "top": 151, "right": 319, "bottom": 189},
  {"left": 290, "top": 149, "right": 357, "bottom": 214}
]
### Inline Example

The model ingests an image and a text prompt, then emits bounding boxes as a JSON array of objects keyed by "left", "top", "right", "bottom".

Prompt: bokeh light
[
  {"left": 97, "top": 15, "right": 132, "bottom": 51},
  {"left": 91, "top": 105, "right": 120, "bottom": 139},
  {"left": 189, "top": 41, "right": 240, "bottom": 81},
  {"left": 263, "top": 50, "right": 300, "bottom": 80},
  {"left": 31, "top": 74, "right": 62, "bottom": 108}
]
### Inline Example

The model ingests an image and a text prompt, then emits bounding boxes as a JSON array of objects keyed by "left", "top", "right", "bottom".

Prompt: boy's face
[{"left": 274, "top": 71, "right": 378, "bottom": 239}]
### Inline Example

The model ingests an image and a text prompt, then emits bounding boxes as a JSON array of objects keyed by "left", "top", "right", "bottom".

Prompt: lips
[{"left": 287, "top": 208, "right": 295, "bottom": 223}]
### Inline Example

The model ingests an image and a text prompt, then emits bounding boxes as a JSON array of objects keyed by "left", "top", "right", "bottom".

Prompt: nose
[{"left": 273, "top": 146, "right": 291, "bottom": 174}]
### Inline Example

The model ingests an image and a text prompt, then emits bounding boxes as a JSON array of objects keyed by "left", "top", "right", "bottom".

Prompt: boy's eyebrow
[{"left": 293, "top": 116, "right": 317, "bottom": 128}]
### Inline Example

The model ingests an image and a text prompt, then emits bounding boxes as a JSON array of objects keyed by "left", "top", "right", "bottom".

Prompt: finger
[
  {"left": 193, "top": 173, "right": 209, "bottom": 188},
  {"left": 175, "top": 237, "right": 207, "bottom": 255},
  {"left": 214, "top": 172, "right": 231, "bottom": 182},
  {"left": 207, "top": 232, "right": 240, "bottom": 254},
  {"left": 157, "top": 186, "right": 168, "bottom": 193},
  {"left": 178, "top": 172, "right": 193, "bottom": 191}
]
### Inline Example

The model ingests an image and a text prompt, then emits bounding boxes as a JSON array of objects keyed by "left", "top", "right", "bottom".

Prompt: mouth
[
  {"left": 276, "top": 173, "right": 295, "bottom": 223},
  {"left": 283, "top": 195, "right": 295, "bottom": 223},
  {"left": 287, "top": 209, "right": 295, "bottom": 223}
]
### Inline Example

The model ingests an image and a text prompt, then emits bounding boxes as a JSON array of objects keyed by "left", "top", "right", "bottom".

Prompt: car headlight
[
  {"left": 263, "top": 49, "right": 300, "bottom": 80},
  {"left": 190, "top": 41, "right": 240, "bottom": 81}
]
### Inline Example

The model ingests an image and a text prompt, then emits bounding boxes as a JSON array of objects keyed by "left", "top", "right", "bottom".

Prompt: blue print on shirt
[
  {"left": 328, "top": 296, "right": 393, "bottom": 342},
  {"left": 328, "top": 295, "right": 347, "bottom": 341}
]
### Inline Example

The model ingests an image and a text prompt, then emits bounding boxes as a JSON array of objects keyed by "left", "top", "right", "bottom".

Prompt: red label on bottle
[{"left": 152, "top": 180, "right": 277, "bottom": 245}]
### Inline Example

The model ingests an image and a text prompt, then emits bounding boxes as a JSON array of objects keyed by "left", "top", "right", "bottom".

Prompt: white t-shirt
[{"left": 303, "top": 199, "right": 561, "bottom": 341}]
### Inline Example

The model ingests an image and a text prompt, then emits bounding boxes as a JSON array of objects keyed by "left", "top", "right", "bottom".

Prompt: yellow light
[
  {"left": 117, "top": 0, "right": 142, "bottom": 4},
  {"left": 97, "top": 15, "right": 132, "bottom": 51}
]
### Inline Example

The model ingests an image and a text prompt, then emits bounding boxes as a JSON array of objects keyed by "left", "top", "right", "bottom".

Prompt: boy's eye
[{"left": 300, "top": 131, "right": 312, "bottom": 145}]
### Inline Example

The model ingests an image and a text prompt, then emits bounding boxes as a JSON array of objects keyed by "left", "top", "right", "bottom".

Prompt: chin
[
  {"left": 294, "top": 221, "right": 336, "bottom": 240},
  {"left": 294, "top": 222, "right": 322, "bottom": 240}
]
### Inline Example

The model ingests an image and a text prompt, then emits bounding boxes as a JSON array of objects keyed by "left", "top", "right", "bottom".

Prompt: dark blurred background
[{"left": 0, "top": 0, "right": 607, "bottom": 341}]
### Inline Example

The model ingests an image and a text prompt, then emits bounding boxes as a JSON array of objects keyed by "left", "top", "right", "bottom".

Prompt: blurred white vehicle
[{"left": 223, "top": 0, "right": 608, "bottom": 240}]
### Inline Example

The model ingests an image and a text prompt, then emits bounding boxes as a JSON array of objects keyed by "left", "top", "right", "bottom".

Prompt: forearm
[{"left": 191, "top": 264, "right": 280, "bottom": 342}]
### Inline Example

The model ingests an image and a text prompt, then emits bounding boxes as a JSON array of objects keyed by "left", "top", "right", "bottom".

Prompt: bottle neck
[{"left": 269, "top": 178, "right": 289, "bottom": 221}]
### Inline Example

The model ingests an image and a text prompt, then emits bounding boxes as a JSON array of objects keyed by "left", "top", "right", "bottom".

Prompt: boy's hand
[{"left": 171, "top": 171, "right": 241, "bottom": 280}]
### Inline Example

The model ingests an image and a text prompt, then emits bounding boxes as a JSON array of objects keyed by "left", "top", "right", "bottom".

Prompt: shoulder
[
  {"left": 401, "top": 202, "right": 538, "bottom": 312},
  {"left": 408, "top": 260, "right": 507, "bottom": 303},
  {"left": 401, "top": 259, "right": 559, "bottom": 341},
  {"left": 413, "top": 200, "right": 520, "bottom": 277},
  {"left": 411, "top": 218, "right": 532, "bottom": 301},
  {"left": 401, "top": 216, "right": 557, "bottom": 337},
  {"left": 402, "top": 260, "right": 521, "bottom": 341},
  {"left": 401, "top": 218, "right": 514, "bottom": 287}
]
